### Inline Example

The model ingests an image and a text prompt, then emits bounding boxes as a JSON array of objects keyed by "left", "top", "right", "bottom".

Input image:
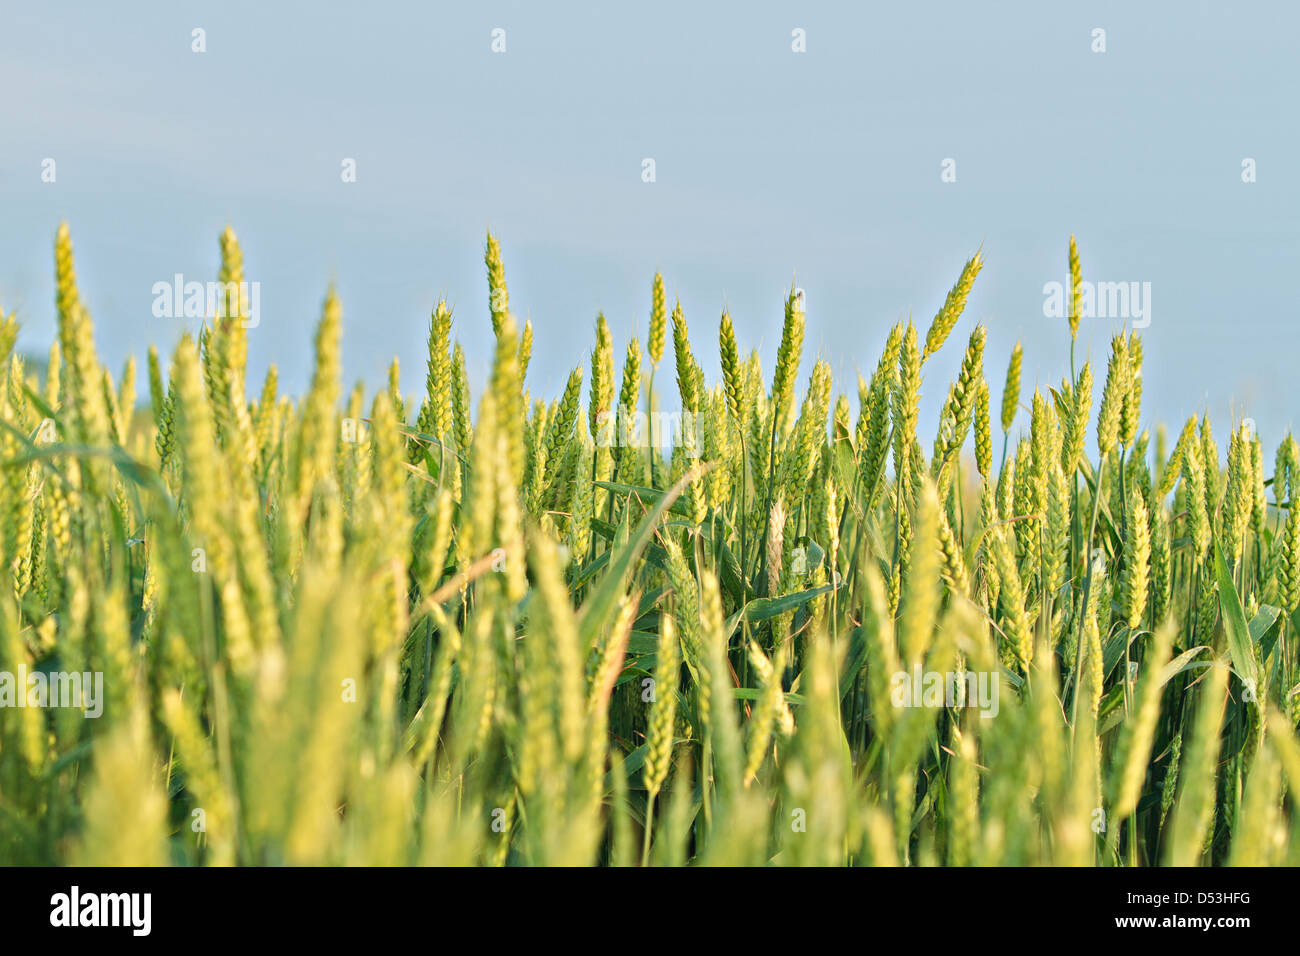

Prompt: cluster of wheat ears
[{"left": 0, "top": 225, "right": 1298, "bottom": 866}]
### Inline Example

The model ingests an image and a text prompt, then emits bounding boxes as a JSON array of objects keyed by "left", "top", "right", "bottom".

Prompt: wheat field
[{"left": 0, "top": 224, "right": 1297, "bottom": 867}]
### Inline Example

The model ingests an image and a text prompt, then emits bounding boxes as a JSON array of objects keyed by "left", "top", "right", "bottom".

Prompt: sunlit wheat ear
[
  {"left": 780, "top": 361, "right": 831, "bottom": 508},
  {"left": 1096, "top": 334, "right": 1128, "bottom": 457},
  {"left": 770, "top": 284, "right": 806, "bottom": 437},
  {"left": 416, "top": 300, "right": 453, "bottom": 446},
  {"left": 855, "top": 323, "right": 901, "bottom": 503},
  {"left": 613, "top": 340, "right": 640, "bottom": 471},
  {"left": 541, "top": 364, "right": 583, "bottom": 491},
  {"left": 670, "top": 301, "right": 695, "bottom": 411},
  {"left": 1199, "top": 415, "right": 1221, "bottom": 525},
  {"left": 0, "top": 310, "right": 18, "bottom": 367},
  {"left": 54, "top": 224, "right": 111, "bottom": 463},
  {"left": 765, "top": 496, "right": 786, "bottom": 599},
  {"left": 936, "top": 509, "right": 969, "bottom": 596},
  {"left": 744, "top": 640, "right": 791, "bottom": 785},
  {"left": 1249, "top": 433, "right": 1267, "bottom": 540},
  {"left": 517, "top": 318, "right": 533, "bottom": 382},
  {"left": 891, "top": 324, "right": 922, "bottom": 515},
  {"left": 524, "top": 529, "right": 585, "bottom": 768},
  {"left": 1060, "top": 362, "right": 1092, "bottom": 476},
  {"left": 898, "top": 479, "right": 940, "bottom": 668},
  {"left": 1273, "top": 433, "right": 1299, "bottom": 507},
  {"left": 484, "top": 230, "right": 510, "bottom": 336},
  {"left": 922, "top": 248, "right": 982, "bottom": 362},
  {"left": 931, "top": 324, "right": 985, "bottom": 489},
  {"left": 1221, "top": 424, "right": 1253, "bottom": 564},
  {"left": 648, "top": 272, "right": 667, "bottom": 365},
  {"left": 1044, "top": 462, "right": 1069, "bottom": 607},
  {"left": 1281, "top": 495, "right": 1300, "bottom": 614},
  {"left": 1067, "top": 235, "right": 1082, "bottom": 341},
  {"left": 1181, "top": 428, "right": 1212, "bottom": 561},
  {"left": 719, "top": 311, "right": 742, "bottom": 424},
  {"left": 971, "top": 379, "right": 992, "bottom": 483},
  {"left": 991, "top": 523, "right": 1032, "bottom": 671},
  {"left": 1121, "top": 332, "right": 1142, "bottom": 448},
  {"left": 585, "top": 593, "right": 636, "bottom": 797},
  {"left": 292, "top": 286, "right": 342, "bottom": 511},
  {"left": 1000, "top": 341, "right": 1021, "bottom": 435},
  {"left": 642, "top": 612, "right": 679, "bottom": 805}
]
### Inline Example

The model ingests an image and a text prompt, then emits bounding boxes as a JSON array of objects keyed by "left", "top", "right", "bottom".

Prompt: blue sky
[{"left": 1, "top": 1, "right": 1296, "bottom": 448}]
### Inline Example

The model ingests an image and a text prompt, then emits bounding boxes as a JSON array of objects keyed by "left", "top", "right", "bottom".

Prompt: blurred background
[{"left": 1, "top": 0, "right": 1295, "bottom": 447}]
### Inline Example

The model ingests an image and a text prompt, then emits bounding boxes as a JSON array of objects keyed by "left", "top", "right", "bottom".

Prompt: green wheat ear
[
  {"left": 0, "top": 309, "right": 17, "bottom": 366},
  {"left": 1122, "top": 489, "right": 1151, "bottom": 628},
  {"left": 974, "top": 379, "right": 992, "bottom": 478},
  {"left": 922, "top": 248, "right": 982, "bottom": 362},
  {"left": 648, "top": 272, "right": 666, "bottom": 364},
  {"left": 490, "top": 310, "right": 525, "bottom": 489},
  {"left": 1096, "top": 334, "right": 1128, "bottom": 457},
  {"left": 417, "top": 299, "right": 454, "bottom": 446},
  {"left": 642, "top": 612, "right": 680, "bottom": 804},
  {"left": 670, "top": 300, "right": 696, "bottom": 414},
  {"left": 1061, "top": 362, "right": 1092, "bottom": 476},
  {"left": 550, "top": 362, "right": 585, "bottom": 454},
  {"left": 518, "top": 318, "right": 533, "bottom": 381},
  {"left": 1000, "top": 340, "right": 1021, "bottom": 434},
  {"left": 892, "top": 323, "right": 922, "bottom": 509},
  {"left": 1121, "top": 331, "right": 1143, "bottom": 447},
  {"left": 719, "top": 311, "right": 742, "bottom": 424},
  {"left": 1067, "top": 235, "right": 1082, "bottom": 341},
  {"left": 54, "top": 222, "right": 110, "bottom": 456},
  {"left": 589, "top": 312, "right": 613, "bottom": 437},
  {"left": 1158, "top": 414, "right": 1197, "bottom": 497},
  {"left": 931, "top": 324, "right": 985, "bottom": 486},
  {"left": 451, "top": 341, "right": 473, "bottom": 462},
  {"left": 614, "top": 340, "right": 640, "bottom": 472},
  {"left": 485, "top": 230, "right": 509, "bottom": 335},
  {"left": 770, "top": 283, "right": 805, "bottom": 437},
  {"left": 293, "top": 285, "right": 343, "bottom": 505}
]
